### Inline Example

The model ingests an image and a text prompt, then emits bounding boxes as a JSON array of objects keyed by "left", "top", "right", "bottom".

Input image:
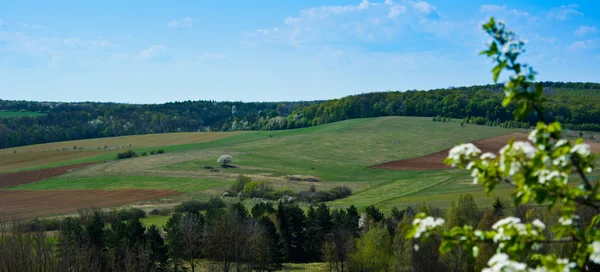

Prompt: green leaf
[{"left": 492, "top": 60, "right": 507, "bottom": 82}]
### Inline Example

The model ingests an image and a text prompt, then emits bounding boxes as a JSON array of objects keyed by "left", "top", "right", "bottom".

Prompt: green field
[
  {"left": 0, "top": 111, "right": 46, "bottom": 117},
  {"left": 7, "top": 116, "right": 530, "bottom": 212}
]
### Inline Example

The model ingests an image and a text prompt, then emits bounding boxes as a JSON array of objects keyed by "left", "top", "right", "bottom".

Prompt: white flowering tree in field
[
  {"left": 218, "top": 155, "right": 233, "bottom": 167},
  {"left": 407, "top": 18, "right": 599, "bottom": 271}
]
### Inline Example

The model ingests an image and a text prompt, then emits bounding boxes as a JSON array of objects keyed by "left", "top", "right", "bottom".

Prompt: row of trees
[
  {"left": 2, "top": 81, "right": 600, "bottom": 149},
  {"left": 2, "top": 195, "right": 594, "bottom": 271}
]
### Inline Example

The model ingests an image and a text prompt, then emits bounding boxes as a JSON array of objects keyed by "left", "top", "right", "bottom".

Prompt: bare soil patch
[
  {"left": 0, "top": 163, "right": 98, "bottom": 188},
  {"left": 370, "top": 133, "right": 600, "bottom": 171},
  {"left": 0, "top": 189, "right": 179, "bottom": 220}
]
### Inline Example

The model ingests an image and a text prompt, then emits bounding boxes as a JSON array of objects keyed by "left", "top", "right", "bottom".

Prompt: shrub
[
  {"left": 149, "top": 208, "right": 160, "bottom": 216},
  {"left": 156, "top": 149, "right": 165, "bottom": 154},
  {"left": 116, "top": 149, "right": 137, "bottom": 159},
  {"left": 242, "top": 181, "right": 273, "bottom": 198},
  {"left": 309, "top": 185, "right": 316, "bottom": 192},
  {"left": 174, "top": 197, "right": 225, "bottom": 214},
  {"left": 141, "top": 152, "right": 148, "bottom": 156},
  {"left": 310, "top": 186, "right": 352, "bottom": 203},
  {"left": 264, "top": 188, "right": 299, "bottom": 200},
  {"left": 149, "top": 150, "right": 156, "bottom": 155},
  {"left": 217, "top": 155, "right": 233, "bottom": 166},
  {"left": 229, "top": 174, "right": 251, "bottom": 194},
  {"left": 119, "top": 208, "right": 147, "bottom": 220}
]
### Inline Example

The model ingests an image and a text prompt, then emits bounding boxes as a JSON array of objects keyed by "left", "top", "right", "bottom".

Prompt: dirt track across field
[
  {"left": 0, "top": 189, "right": 180, "bottom": 220},
  {"left": 0, "top": 163, "right": 98, "bottom": 189},
  {"left": 370, "top": 133, "right": 600, "bottom": 171}
]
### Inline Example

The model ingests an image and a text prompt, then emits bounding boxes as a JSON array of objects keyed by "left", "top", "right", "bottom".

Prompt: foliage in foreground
[{"left": 408, "top": 18, "right": 600, "bottom": 271}]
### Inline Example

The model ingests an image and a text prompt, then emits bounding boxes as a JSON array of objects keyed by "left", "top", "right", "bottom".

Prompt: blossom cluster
[{"left": 412, "top": 216, "right": 445, "bottom": 239}]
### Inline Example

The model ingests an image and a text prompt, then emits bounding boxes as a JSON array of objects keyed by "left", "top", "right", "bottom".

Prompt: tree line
[
  {"left": 1, "top": 194, "right": 596, "bottom": 271},
  {"left": 1, "top": 81, "right": 600, "bottom": 149}
]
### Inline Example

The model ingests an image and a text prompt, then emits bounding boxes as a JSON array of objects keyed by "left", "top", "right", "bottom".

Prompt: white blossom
[
  {"left": 528, "top": 129, "right": 537, "bottom": 142},
  {"left": 555, "top": 139, "right": 568, "bottom": 147},
  {"left": 571, "top": 144, "right": 591, "bottom": 157},
  {"left": 536, "top": 170, "right": 568, "bottom": 185},
  {"left": 532, "top": 219, "right": 545, "bottom": 230},
  {"left": 590, "top": 241, "right": 600, "bottom": 264},
  {"left": 482, "top": 253, "right": 527, "bottom": 272},
  {"left": 492, "top": 217, "right": 521, "bottom": 230},
  {"left": 448, "top": 143, "right": 481, "bottom": 167},
  {"left": 499, "top": 141, "right": 537, "bottom": 175},
  {"left": 558, "top": 217, "right": 572, "bottom": 226},
  {"left": 412, "top": 216, "right": 445, "bottom": 238},
  {"left": 552, "top": 155, "right": 569, "bottom": 167},
  {"left": 481, "top": 152, "right": 497, "bottom": 160}
]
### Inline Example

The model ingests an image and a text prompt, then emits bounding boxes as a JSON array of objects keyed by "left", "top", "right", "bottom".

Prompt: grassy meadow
[{"left": 6, "top": 116, "right": 530, "bottom": 212}]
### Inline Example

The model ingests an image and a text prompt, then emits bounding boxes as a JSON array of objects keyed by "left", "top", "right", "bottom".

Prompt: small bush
[
  {"left": 264, "top": 188, "right": 299, "bottom": 200},
  {"left": 174, "top": 197, "right": 225, "bottom": 214},
  {"left": 156, "top": 149, "right": 165, "bottom": 154},
  {"left": 242, "top": 181, "right": 273, "bottom": 198},
  {"left": 117, "top": 149, "right": 137, "bottom": 159},
  {"left": 149, "top": 209, "right": 160, "bottom": 216},
  {"left": 149, "top": 150, "right": 156, "bottom": 155},
  {"left": 309, "top": 185, "right": 317, "bottom": 192},
  {"left": 203, "top": 166, "right": 215, "bottom": 169},
  {"left": 230, "top": 174, "right": 251, "bottom": 194},
  {"left": 119, "top": 208, "right": 147, "bottom": 220},
  {"left": 141, "top": 152, "right": 148, "bottom": 156},
  {"left": 309, "top": 186, "right": 352, "bottom": 203}
]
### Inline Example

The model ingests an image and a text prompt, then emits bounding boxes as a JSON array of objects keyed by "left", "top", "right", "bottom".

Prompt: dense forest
[
  {"left": 1, "top": 195, "right": 597, "bottom": 271},
  {"left": 1, "top": 81, "right": 600, "bottom": 149}
]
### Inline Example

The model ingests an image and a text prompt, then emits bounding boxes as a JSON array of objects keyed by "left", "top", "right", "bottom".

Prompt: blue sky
[{"left": 1, "top": 0, "right": 599, "bottom": 103}]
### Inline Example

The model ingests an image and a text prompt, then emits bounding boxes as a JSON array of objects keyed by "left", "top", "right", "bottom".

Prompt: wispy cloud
[
  {"left": 535, "top": 34, "right": 557, "bottom": 44},
  {"left": 62, "top": 38, "right": 115, "bottom": 49},
  {"left": 21, "top": 23, "right": 43, "bottom": 29},
  {"left": 574, "top": 26, "right": 597, "bottom": 37},
  {"left": 547, "top": 4, "right": 583, "bottom": 20},
  {"left": 245, "top": 0, "right": 446, "bottom": 48},
  {"left": 168, "top": 17, "right": 194, "bottom": 29},
  {"left": 199, "top": 53, "right": 227, "bottom": 59},
  {"left": 568, "top": 40, "right": 597, "bottom": 52},
  {"left": 137, "top": 45, "right": 167, "bottom": 60},
  {"left": 479, "top": 4, "right": 506, "bottom": 13}
]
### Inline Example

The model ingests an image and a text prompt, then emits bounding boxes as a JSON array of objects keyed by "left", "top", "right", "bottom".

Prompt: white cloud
[
  {"left": 247, "top": 0, "right": 444, "bottom": 47},
  {"left": 284, "top": 17, "right": 302, "bottom": 25},
  {"left": 574, "top": 26, "right": 597, "bottom": 37},
  {"left": 137, "top": 45, "right": 167, "bottom": 60},
  {"left": 199, "top": 53, "right": 227, "bottom": 59},
  {"left": 21, "top": 23, "right": 43, "bottom": 29},
  {"left": 63, "top": 38, "right": 80, "bottom": 47},
  {"left": 535, "top": 34, "right": 557, "bottom": 44},
  {"left": 409, "top": 1, "right": 437, "bottom": 16},
  {"left": 480, "top": 4, "right": 506, "bottom": 13},
  {"left": 168, "top": 17, "right": 194, "bottom": 29},
  {"left": 512, "top": 9, "right": 529, "bottom": 17},
  {"left": 388, "top": 5, "right": 406, "bottom": 19},
  {"left": 88, "top": 39, "right": 113, "bottom": 49},
  {"left": 568, "top": 40, "right": 596, "bottom": 52},
  {"left": 548, "top": 4, "right": 583, "bottom": 20}
]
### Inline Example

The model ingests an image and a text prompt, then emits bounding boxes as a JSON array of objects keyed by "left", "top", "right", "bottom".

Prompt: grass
[
  {"left": 9, "top": 176, "right": 232, "bottom": 192},
  {"left": 0, "top": 131, "right": 241, "bottom": 173},
  {"left": 140, "top": 215, "right": 170, "bottom": 228},
  {"left": 8, "top": 116, "right": 530, "bottom": 213},
  {"left": 0, "top": 111, "right": 46, "bottom": 117}
]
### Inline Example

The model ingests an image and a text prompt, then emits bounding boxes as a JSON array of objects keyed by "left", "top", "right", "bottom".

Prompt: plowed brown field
[
  {"left": 0, "top": 189, "right": 179, "bottom": 220},
  {"left": 370, "top": 133, "right": 600, "bottom": 170},
  {"left": 0, "top": 163, "right": 98, "bottom": 188}
]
